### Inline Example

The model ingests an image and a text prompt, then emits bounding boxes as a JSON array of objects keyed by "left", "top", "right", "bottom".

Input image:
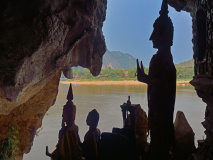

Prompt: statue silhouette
[
  {"left": 83, "top": 109, "right": 101, "bottom": 160},
  {"left": 137, "top": 0, "right": 176, "bottom": 159},
  {"left": 46, "top": 84, "right": 84, "bottom": 160}
]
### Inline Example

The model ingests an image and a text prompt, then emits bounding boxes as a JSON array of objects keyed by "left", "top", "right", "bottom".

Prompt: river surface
[{"left": 24, "top": 83, "right": 206, "bottom": 160}]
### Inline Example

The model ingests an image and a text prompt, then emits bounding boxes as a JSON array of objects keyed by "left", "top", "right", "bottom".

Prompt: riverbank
[{"left": 60, "top": 80, "right": 190, "bottom": 85}]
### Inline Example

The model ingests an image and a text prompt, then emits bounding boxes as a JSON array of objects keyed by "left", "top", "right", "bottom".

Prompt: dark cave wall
[
  {"left": 191, "top": 0, "right": 213, "bottom": 77},
  {"left": 169, "top": 0, "right": 213, "bottom": 158},
  {"left": 190, "top": 0, "right": 213, "bottom": 146},
  {"left": 169, "top": 0, "right": 213, "bottom": 157}
]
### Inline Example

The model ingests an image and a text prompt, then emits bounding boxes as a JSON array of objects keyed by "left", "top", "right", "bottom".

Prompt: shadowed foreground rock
[
  {"left": 133, "top": 104, "right": 148, "bottom": 150},
  {"left": 174, "top": 111, "right": 196, "bottom": 160}
]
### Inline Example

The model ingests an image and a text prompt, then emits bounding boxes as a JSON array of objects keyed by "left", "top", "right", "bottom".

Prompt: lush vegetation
[
  {"left": 67, "top": 66, "right": 194, "bottom": 81},
  {"left": 176, "top": 67, "right": 194, "bottom": 80},
  {"left": 0, "top": 126, "right": 19, "bottom": 160},
  {"left": 63, "top": 53, "right": 194, "bottom": 81}
]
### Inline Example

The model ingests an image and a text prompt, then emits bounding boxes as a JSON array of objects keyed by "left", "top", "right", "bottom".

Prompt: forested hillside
[
  {"left": 68, "top": 58, "right": 194, "bottom": 80},
  {"left": 62, "top": 50, "right": 194, "bottom": 80},
  {"left": 175, "top": 59, "right": 194, "bottom": 79}
]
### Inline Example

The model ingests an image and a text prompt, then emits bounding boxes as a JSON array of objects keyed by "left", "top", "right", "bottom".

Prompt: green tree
[
  {"left": 116, "top": 68, "right": 125, "bottom": 78},
  {"left": 127, "top": 67, "right": 136, "bottom": 78},
  {"left": 83, "top": 69, "right": 92, "bottom": 79}
]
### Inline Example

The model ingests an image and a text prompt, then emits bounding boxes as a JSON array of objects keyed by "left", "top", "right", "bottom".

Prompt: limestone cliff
[
  {"left": 0, "top": 72, "right": 61, "bottom": 155},
  {"left": 0, "top": 0, "right": 107, "bottom": 114},
  {"left": 0, "top": 0, "right": 107, "bottom": 156}
]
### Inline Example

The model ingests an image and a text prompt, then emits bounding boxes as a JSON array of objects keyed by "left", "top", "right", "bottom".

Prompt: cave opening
[
  {"left": 0, "top": 0, "right": 211, "bottom": 160},
  {"left": 23, "top": 1, "right": 207, "bottom": 160}
]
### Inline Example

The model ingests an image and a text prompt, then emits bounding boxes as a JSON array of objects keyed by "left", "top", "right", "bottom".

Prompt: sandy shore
[{"left": 60, "top": 80, "right": 190, "bottom": 85}]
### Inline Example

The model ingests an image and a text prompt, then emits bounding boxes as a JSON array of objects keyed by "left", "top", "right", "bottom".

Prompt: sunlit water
[{"left": 24, "top": 83, "right": 206, "bottom": 160}]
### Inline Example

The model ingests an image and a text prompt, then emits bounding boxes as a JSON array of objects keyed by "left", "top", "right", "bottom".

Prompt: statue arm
[
  {"left": 46, "top": 146, "right": 57, "bottom": 158},
  {"left": 45, "top": 146, "right": 52, "bottom": 157},
  {"left": 136, "top": 59, "right": 152, "bottom": 85}
]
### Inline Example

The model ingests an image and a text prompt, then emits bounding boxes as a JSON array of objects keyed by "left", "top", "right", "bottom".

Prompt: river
[{"left": 24, "top": 83, "right": 206, "bottom": 160}]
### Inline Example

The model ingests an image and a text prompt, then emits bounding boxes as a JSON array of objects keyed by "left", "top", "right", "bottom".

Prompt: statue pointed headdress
[
  {"left": 63, "top": 83, "right": 76, "bottom": 123},
  {"left": 67, "top": 84, "right": 73, "bottom": 101},
  {"left": 153, "top": 0, "right": 174, "bottom": 46},
  {"left": 159, "top": 0, "right": 169, "bottom": 17}
]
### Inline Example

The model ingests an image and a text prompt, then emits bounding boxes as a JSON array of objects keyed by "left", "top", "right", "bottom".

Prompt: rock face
[
  {"left": 0, "top": 0, "right": 107, "bottom": 157},
  {"left": 0, "top": 72, "right": 61, "bottom": 154},
  {"left": 0, "top": 0, "right": 107, "bottom": 114},
  {"left": 168, "top": 0, "right": 213, "bottom": 159},
  {"left": 174, "top": 111, "right": 196, "bottom": 160},
  {"left": 168, "top": 0, "right": 196, "bottom": 12}
]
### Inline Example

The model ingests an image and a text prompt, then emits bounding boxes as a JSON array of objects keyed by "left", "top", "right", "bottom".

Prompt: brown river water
[{"left": 24, "top": 83, "right": 206, "bottom": 160}]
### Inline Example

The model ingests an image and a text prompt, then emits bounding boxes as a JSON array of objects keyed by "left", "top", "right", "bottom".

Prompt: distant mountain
[
  {"left": 175, "top": 59, "right": 194, "bottom": 79},
  {"left": 103, "top": 50, "right": 137, "bottom": 69},
  {"left": 175, "top": 59, "right": 193, "bottom": 68}
]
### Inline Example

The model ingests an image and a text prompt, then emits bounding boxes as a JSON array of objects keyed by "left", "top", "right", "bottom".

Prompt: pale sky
[{"left": 102, "top": 0, "right": 193, "bottom": 67}]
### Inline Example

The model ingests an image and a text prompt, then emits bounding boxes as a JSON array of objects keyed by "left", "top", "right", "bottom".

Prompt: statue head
[
  {"left": 149, "top": 0, "right": 174, "bottom": 49},
  {"left": 86, "top": 109, "right": 99, "bottom": 128},
  {"left": 63, "top": 101, "right": 76, "bottom": 125}
]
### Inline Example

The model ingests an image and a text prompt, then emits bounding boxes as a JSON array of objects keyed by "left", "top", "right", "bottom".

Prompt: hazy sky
[{"left": 102, "top": 0, "right": 193, "bottom": 67}]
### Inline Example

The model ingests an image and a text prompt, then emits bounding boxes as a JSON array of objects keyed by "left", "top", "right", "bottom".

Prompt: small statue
[
  {"left": 46, "top": 84, "right": 84, "bottom": 160},
  {"left": 127, "top": 95, "right": 131, "bottom": 106},
  {"left": 136, "top": 0, "right": 176, "bottom": 159},
  {"left": 83, "top": 109, "right": 101, "bottom": 160},
  {"left": 120, "top": 96, "right": 135, "bottom": 128}
]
